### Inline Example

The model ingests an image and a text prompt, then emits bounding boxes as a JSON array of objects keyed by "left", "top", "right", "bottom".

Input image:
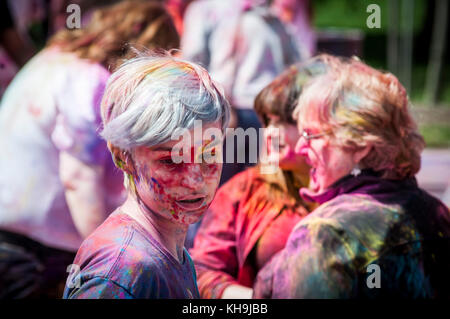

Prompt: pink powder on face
[{"left": 132, "top": 142, "right": 222, "bottom": 225}]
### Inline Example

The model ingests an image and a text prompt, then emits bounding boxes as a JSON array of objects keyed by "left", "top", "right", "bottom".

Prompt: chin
[
  {"left": 178, "top": 205, "right": 210, "bottom": 224},
  {"left": 177, "top": 212, "right": 204, "bottom": 225}
]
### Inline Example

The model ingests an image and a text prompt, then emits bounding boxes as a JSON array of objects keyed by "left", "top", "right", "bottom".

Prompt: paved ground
[{"left": 416, "top": 148, "right": 450, "bottom": 206}]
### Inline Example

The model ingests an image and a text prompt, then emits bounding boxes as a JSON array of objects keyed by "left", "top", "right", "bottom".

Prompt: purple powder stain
[{"left": 151, "top": 177, "right": 161, "bottom": 187}]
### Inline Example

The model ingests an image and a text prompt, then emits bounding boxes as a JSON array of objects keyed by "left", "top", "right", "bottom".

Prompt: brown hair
[
  {"left": 254, "top": 54, "right": 348, "bottom": 126},
  {"left": 48, "top": 0, "right": 180, "bottom": 70},
  {"left": 253, "top": 54, "right": 345, "bottom": 207}
]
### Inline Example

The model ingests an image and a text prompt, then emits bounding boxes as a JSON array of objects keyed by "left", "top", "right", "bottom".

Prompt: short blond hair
[{"left": 294, "top": 59, "right": 425, "bottom": 180}]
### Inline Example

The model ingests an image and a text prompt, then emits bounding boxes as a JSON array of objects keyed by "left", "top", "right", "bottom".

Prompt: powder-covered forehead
[
  {"left": 100, "top": 52, "right": 230, "bottom": 151},
  {"left": 294, "top": 73, "right": 337, "bottom": 131}
]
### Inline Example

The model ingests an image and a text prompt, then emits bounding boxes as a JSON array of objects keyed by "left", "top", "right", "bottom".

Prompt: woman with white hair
[{"left": 63, "top": 52, "right": 230, "bottom": 299}]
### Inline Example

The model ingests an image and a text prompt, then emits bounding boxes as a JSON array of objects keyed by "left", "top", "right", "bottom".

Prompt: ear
[
  {"left": 108, "top": 142, "right": 134, "bottom": 175},
  {"left": 352, "top": 143, "right": 372, "bottom": 165}
]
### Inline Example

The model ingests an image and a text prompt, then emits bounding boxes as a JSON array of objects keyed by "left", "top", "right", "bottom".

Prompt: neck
[
  {"left": 290, "top": 169, "right": 309, "bottom": 190},
  {"left": 121, "top": 194, "right": 188, "bottom": 263}
]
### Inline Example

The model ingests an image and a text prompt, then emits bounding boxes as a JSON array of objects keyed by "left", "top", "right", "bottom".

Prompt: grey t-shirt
[{"left": 63, "top": 210, "right": 200, "bottom": 299}]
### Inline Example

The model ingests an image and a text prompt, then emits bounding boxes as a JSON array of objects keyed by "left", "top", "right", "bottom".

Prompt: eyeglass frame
[{"left": 300, "top": 129, "right": 332, "bottom": 141}]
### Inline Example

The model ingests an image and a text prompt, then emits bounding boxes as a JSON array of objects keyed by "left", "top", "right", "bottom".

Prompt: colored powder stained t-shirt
[{"left": 63, "top": 210, "right": 200, "bottom": 299}]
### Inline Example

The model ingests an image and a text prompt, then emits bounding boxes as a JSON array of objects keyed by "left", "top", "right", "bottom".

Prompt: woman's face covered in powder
[{"left": 129, "top": 121, "right": 223, "bottom": 225}]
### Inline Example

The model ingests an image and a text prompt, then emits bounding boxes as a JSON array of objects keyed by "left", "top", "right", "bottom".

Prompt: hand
[{"left": 221, "top": 284, "right": 253, "bottom": 299}]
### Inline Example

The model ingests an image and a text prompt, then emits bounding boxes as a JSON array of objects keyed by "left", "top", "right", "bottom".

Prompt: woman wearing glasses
[
  {"left": 254, "top": 59, "right": 450, "bottom": 298},
  {"left": 189, "top": 55, "right": 344, "bottom": 299}
]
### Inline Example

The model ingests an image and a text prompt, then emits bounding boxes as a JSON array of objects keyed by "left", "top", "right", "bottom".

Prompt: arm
[
  {"left": 52, "top": 62, "right": 111, "bottom": 238},
  {"left": 1, "top": 28, "right": 35, "bottom": 66},
  {"left": 59, "top": 151, "right": 107, "bottom": 239},
  {"left": 221, "top": 284, "right": 253, "bottom": 299},
  {"left": 231, "top": 12, "right": 299, "bottom": 109}
]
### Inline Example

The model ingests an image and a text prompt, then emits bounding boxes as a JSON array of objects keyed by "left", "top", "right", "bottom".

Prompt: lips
[{"left": 175, "top": 195, "right": 207, "bottom": 211}]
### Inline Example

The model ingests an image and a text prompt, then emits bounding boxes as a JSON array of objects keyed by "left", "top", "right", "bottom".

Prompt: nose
[
  {"left": 181, "top": 163, "right": 205, "bottom": 189},
  {"left": 295, "top": 135, "right": 308, "bottom": 156}
]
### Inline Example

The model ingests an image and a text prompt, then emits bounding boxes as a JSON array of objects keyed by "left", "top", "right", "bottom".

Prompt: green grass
[
  {"left": 313, "top": 0, "right": 427, "bottom": 35},
  {"left": 419, "top": 124, "right": 450, "bottom": 148},
  {"left": 312, "top": 0, "right": 450, "bottom": 106}
]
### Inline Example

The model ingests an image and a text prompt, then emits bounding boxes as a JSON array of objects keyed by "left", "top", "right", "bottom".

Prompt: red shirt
[{"left": 190, "top": 167, "right": 309, "bottom": 298}]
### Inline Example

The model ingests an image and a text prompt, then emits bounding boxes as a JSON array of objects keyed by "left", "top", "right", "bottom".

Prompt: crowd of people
[{"left": 0, "top": 0, "right": 448, "bottom": 299}]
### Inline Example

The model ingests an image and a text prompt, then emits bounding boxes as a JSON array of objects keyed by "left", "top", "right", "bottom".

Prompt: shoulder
[
  {"left": 72, "top": 212, "right": 137, "bottom": 279},
  {"left": 219, "top": 167, "right": 263, "bottom": 194},
  {"left": 306, "top": 193, "right": 401, "bottom": 226},
  {"left": 63, "top": 54, "right": 110, "bottom": 90},
  {"left": 69, "top": 213, "right": 174, "bottom": 298},
  {"left": 36, "top": 47, "right": 110, "bottom": 99},
  {"left": 287, "top": 194, "right": 403, "bottom": 257}
]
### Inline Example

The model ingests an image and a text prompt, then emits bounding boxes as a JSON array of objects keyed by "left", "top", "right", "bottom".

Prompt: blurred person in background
[
  {"left": 182, "top": 0, "right": 302, "bottom": 185},
  {"left": 254, "top": 58, "right": 450, "bottom": 298},
  {"left": 0, "top": 0, "right": 123, "bottom": 99},
  {"left": 0, "top": 0, "right": 179, "bottom": 298},
  {"left": 189, "top": 55, "right": 342, "bottom": 299},
  {"left": 165, "top": 0, "right": 195, "bottom": 37},
  {"left": 271, "top": 0, "right": 316, "bottom": 59}
]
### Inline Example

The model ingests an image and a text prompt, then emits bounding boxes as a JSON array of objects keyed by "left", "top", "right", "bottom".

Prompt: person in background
[
  {"left": 0, "top": 0, "right": 179, "bottom": 298},
  {"left": 182, "top": 0, "right": 301, "bottom": 185},
  {"left": 181, "top": 0, "right": 302, "bottom": 250},
  {"left": 254, "top": 58, "right": 450, "bottom": 298},
  {"left": 165, "top": 0, "right": 195, "bottom": 37},
  {"left": 271, "top": 0, "right": 316, "bottom": 59},
  {"left": 64, "top": 52, "right": 230, "bottom": 299},
  {"left": 189, "top": 55, "right": 342, "bottom": 299}
]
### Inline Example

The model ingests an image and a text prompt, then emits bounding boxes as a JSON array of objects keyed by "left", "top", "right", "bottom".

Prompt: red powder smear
[
  {"left": 204, "top": 163, "right": 220, "bottom": 177},
  {"left": 28, "top": 104, "right": 41, "bottom": 117}
]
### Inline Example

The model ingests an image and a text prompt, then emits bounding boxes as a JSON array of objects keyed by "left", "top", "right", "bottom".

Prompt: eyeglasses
[{"left": 300, "top": 130, "right": 332, "bottom": 141}]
